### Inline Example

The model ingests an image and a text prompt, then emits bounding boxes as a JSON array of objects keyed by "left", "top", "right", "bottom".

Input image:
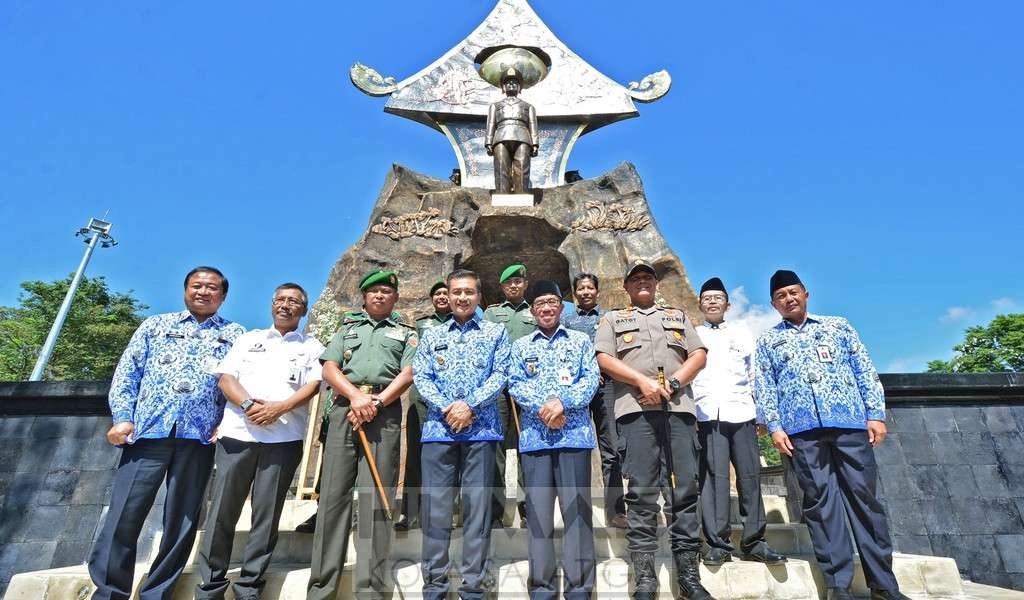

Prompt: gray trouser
[
  {"left": 618, "top": 411, "right": 701, "bottom": 554},
  {"left": 399, "top": 398, "right": 426, "bottom": 522},
  {"left": 88, "top": 437, "right": 214, "bottom": 600},
  {"left": 698, "top": 419, "right": 768, "bottom": 553},
  {"left": 790, "top": 427, "right": 899, "bottom": 591},
  {"left": 307, "top": 402, "right": 402, "bottom": 600},
  {"left": 421, "top": 440, "right": 497, "bottom": 600},
  {"left": 195, "top": 437, "right": 302, "bottom": 599},
  {"left": 521, "top": 448, "right": 595, "bottom": 600}
]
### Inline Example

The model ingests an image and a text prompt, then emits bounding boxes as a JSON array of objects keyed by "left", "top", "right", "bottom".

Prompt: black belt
[{"left": 334, "top": 384, "right": 386, "bottom": 406}]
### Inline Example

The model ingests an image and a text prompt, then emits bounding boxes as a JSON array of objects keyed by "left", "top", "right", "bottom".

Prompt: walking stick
[
  {"left": 357, "top": 386, "right": 393, "bottom": 520},
  {"left": 509, "top": 394, "right": 522, "bottom": 436},
  {"left": 658, "top": 367, "right": 678, "bottom": 500}
]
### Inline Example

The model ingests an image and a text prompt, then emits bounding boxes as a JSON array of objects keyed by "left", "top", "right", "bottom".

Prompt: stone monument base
[{"left": 490, "top": 193, "right": 535, "bottom": 207}]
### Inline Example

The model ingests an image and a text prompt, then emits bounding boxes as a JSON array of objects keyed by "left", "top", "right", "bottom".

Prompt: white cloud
[
  {"left": 886, "top": 356, "right": 927, "bottom": 373},
  {"left": 939, "top": 306, "right": 972, "bottom": 323},
  {"left": 727, "top": 286, "right": 780, "bottom": 335},
  {"left": 991, "top": 297, "right": 1018, "bottom": 311}
]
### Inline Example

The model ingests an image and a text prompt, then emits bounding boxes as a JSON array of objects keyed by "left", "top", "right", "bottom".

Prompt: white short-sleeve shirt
[
  {"left": 691, "top": 321, "right": 758, "bottom": 423},
  {"left": 215, "top": 327, "right": 324, "bottom": 443}
]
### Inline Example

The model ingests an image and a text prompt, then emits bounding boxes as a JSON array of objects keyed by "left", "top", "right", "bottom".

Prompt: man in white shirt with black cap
[
  {"left": 692, "top": 277, "right": 785, "bottom": 567},
  {"left": 195, "top": 282, "right": 324, "bottom": 600}
]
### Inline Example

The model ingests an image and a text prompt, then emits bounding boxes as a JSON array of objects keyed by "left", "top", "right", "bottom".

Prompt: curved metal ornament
[
  {"left": 627, "top": 69, "right": 672, "bottom": 103},
  {"left": 350, "top": 62, "right": 399, "bottom": 97}
]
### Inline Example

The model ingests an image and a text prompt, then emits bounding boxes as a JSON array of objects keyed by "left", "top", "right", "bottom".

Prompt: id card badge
[
  {"left": 558, "top": 368, "right": 572, "bottom": 386},
  {"left": 816, "top": 345, "right": 834, "bottom": 363},
  {"left": 202, "top": 356, "right": 221, "bottom": 374},
  {"left": 288, "top": 367, "right": 303, "bottom": 385}
]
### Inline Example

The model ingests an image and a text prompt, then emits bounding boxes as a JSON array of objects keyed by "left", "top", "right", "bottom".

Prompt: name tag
[
  {"left": 344, "top": 332, "right": 359, "bottom": 340},
  {"left": 248, "top": 343, "right": 266, "bottom": 352},
  {"left": 434, "top": 343, "right": 448, "bottom": 352},
  {"left": 816, "top": 345, "right": 834, "bottom": 363},
  {"left": 288, "top": 367, "right": 303, "bottom": 385},
  {"left": 558, "top": 368, "right": 572, "bottom": 386},
  {"left": 165, "top": 332, "right": 185, "bottom": 339}
]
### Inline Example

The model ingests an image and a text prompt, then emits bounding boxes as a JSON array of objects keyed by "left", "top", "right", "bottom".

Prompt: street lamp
[{"left": 28, "top": 218, "right": 118, "bottom": 381}]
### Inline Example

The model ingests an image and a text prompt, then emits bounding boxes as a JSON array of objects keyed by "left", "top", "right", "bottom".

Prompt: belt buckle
[{"left": 359, "top": 385, "right": 373, "bottom": 394}]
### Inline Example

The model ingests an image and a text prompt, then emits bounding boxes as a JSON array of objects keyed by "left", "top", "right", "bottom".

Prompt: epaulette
[
  {"left": 486, "top": 303, "right": 502, "bottom": 309},
  {"left": 397, "top": 320, "right": 415, "bottom": 329},
  {"left": 342, "top": 311, "right": 364, "bottom": 325},
  {"left": 613, "top": 306, "right": 636, "bottom": 317}
]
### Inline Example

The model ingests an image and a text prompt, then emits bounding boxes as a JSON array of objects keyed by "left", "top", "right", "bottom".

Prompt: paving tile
[
  {"left": 62, "top": 504, "right": 104, "bottom": 542},
  {"left": 0, "top": 417, "right": 36, "bottom": 439},
  {"left": 873, "top": 432, "right": 906, "bottom": 466},
  {"left": 909, "top": 464, "right": 948, "bottom": 497},
  {"left": 993, "top": 432, "right": 1024, "bottom": 464},
  {"left": 995, "top": 535, "right": 1024, "bottom": 574},
  {"left": 891, "top": 407, "right": 926, "bottom": 433},
  {"left": 923, "top": 407, "right": 957, "bottom": 433},
  {"left": 70, "top": 469, "right": 115, "bottom": 506},
  {"left": 899, "top": 432, "right": 937, "bottom": 465},
  {"left": 952, "top": 406, "right": 988, "bottom": 433},
  {"left": 920, "top": 496, "right": 959, "bottom": 535},
  {"left": 960, "top": 432, "right": 999, "bottom": 465},
  {"left": 51, "top": 540, "right": 91, "bottom": 569},
  {"left": 986, "top": 407, "right": 1022, "bottom": 434},
  {"left": 892, "top": 534, "right": 933, "bottom": 556},
  {"left": 23, "top": 504, "right": 70, "bottom": 542},
  {"left": 36, "top": 470, "right": 81, "bottom": 506},
  {"left": 29, "top": 416, "right": 70, "bottom": 439},
  {"left": 885, "top": 498, "right": 928, "bottom": 535},
  {"left": 982, "top": 497, "right": 1024, "bottom": 535},
  {"left": 973, "top": 464, "right": 1013, "bottom": 498}
]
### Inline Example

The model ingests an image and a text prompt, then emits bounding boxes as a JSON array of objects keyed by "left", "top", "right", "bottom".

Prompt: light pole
[{"left": 29, "top": 218, "right": 118, "bottom": 381}]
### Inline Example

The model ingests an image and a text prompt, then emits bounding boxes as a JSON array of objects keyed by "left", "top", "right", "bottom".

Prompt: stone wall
[
  {"left": 2, "top": 375, "right": 1023, "bottom": 595},
  {"left": 874, "top": 373, "right": 1024, "bottom": 590}
]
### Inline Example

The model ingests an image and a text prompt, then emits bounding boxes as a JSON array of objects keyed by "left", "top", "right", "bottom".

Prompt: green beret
[
  {"left": 429, "top": 280, "right": 447, "bottom": 295},
  {"left": 499, "top": 263, "right": 527, "bottom": 284},
  {"left": 359, "top": 269, "right": 398, "bottom": 291}
]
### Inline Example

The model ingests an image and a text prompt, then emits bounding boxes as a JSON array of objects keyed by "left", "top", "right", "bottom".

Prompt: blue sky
[{"left": 1, "top": 1, "right": 1021, "bottom": 373}]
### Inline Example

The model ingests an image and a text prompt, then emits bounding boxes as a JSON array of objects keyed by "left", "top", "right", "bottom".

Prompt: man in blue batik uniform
[
  {"left": 509, "top": 280, "right": 600, "bottom": 600},
  {"left": 89, "top": 266, "right": 245, "bottom": 600},
  {"left": 755, "top": 270, "right": 909, "bottom": 600},
  {"left": 413, "top": 268, "right": 511, "bottom": 600}
]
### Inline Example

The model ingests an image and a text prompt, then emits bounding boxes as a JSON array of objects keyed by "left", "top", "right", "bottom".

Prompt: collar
[
  {"left": 503, "top": 299, "right": 529, "bottom": 311},
  {"left": 357, "top": 310, "right": 397, "bottom": 328},
  {"left": 448, "top": 312, "right": 483, "bottom": 332},
  {"left": 265, "top": 326, "right": 305, "bottom": 342},
  {"left": 177, "top": 310, "right": 225, "bottom": 327},
  {"left": 531, "top": 325, "right": 569, "bottom": 342},
  {"left": 434, "top": 311, "right": 453, "bottom": 322},
  {"left": 781, "top": 313, "right": 822, "bottom": 331},
  {"left": 575, "top": 306, "right": 601, "bottom": 317},
  {"left": 703, "top": 320, "right": 726, "bottom": 330}
]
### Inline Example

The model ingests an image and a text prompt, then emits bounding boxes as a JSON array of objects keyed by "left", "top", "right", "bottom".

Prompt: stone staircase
[{"left": 8, "top": 493, "right": 1022, "bottom": 599}]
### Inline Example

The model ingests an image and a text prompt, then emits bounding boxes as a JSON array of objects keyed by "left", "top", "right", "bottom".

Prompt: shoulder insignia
[
  {"left": 486, "top": 303, "right": 502, "bottom": 309},
  {"left": 615, "top": 307, "right": 635, "bottom": 317}
]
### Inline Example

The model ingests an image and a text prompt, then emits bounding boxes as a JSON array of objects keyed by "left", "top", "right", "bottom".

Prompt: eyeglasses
[
  {"left": 532, "top": 298, "right": 562, "bottom": 308},
  {"left": 701, "top": 294, "right": 727, "bottom": 303},
  {"left": 272, "top": 297, "right": 305, "bottom": 307}
]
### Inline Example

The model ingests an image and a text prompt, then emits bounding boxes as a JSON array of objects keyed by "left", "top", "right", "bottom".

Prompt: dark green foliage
[{"left": 927, "top": 314, "right": 1024, "bottom": 373}]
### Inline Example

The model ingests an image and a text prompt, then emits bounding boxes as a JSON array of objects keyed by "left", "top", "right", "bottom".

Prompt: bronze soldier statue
[{"left": 485, "top": 68, "right": 539, "bottom": 194}]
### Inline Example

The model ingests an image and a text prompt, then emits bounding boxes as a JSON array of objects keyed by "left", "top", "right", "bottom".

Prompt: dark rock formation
[{"left": 309, "top": 162, "right": 699, "bottom": 340}]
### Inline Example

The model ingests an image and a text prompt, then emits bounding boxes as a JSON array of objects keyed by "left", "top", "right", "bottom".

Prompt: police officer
[
  {"left": 692, "top": 277, "right": 785, "bottom": 567},
  {"left": 595, "top": 259, "right": 713, "bottom": 600},
  {"left": 395, "top": 280, "right": 452, "bottom": 530},
  {"left": 509, "top": 280, "right": 600, "bottom": 599},
  {"left": 307, "top": 270, "right": 418, "bottom": 600},
  {"left": 483, "top": 262, "right": 535, "bottom": 526},
  {"left": 754, "top": 270, "right": 909, "bottom": 600}
]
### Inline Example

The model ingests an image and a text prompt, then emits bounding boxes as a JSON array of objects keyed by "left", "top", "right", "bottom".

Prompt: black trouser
[
  {"left": 698, "top": 419, "right": 768, "bottom": 553},
  {"left": 617, "top": 411, "right": 701, "bottom": 554},
  {"left": 400, "top": 397, "right": 426, "bottom": 523},
  {"left": 421, "top": 440, "right": 497, "bottom": 600},
  {"left": 789, "top": 427, "right": 899, "bottom": 591},
  {"left": 493, "top": 392, "right": 524, "bottom": 522},
  {"left": 590, "top": 388, "right": 626, "bottom": 519},
  {"left": 88, "top": 437, "right": 215, "bottom": 600},
  {"left": 307, "top": 402, "right": 402, "bottom": 600},
  {"left": 521, "top": 448, "right": 595, "bottom": 600},
  {"left": 195, "top": 438, "right": 302, "bottom": 599}
]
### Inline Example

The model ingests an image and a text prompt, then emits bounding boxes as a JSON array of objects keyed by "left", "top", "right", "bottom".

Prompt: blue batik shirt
[
  {"left": 412, "top": 313, "right": 510, "bottom": 443},
  {"left": 109, "top": 311, "right": 245, "bottom": 444},
  {"left": 754, "top": 314, "right": 885, "bottom": 436},
  {"left": 509, "top": 326, "right": 600, "bottom": 453},
  {"left": 560, "top": 306, "right": 602, "bottom": 343}
]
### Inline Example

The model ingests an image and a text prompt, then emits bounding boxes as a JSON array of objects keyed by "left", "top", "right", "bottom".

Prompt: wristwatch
[
  {"left": 668, "top": 377, "right": 682, "bottom": 393},
  {"left": 240, "top": 398, "right": 254, "bottom": 412},
  {"left": 371, "top": 397, "right": 384, "bottom": 410}
]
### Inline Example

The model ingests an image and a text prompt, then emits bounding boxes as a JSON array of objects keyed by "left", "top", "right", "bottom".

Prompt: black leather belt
[{"left": 334, "top": 384, "right": 386, "bottom": 406}]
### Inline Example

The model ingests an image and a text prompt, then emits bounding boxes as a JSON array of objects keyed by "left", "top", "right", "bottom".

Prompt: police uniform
[
  {"left": 483, "top": 263, "right": 536, "bottom": 524},
  {"left": 593, "top": 260, "right": 712, "bottom": 600},
  {"left": 306, "top": 271, "right": 418, "bottom": 600},
  {"left": 754, "top": 270, "right": 906, "bottom": 599},
  {"left": 397, "top": 287, "right": 452, "bottom": 529}
]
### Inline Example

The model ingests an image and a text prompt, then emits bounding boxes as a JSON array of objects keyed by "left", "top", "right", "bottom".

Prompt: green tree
[
  {"left": 0, "top": 275, "right": 148, "bottom": 381},
  {"left": 927, "top": 313, "right": 1024, "bottom": 373}
]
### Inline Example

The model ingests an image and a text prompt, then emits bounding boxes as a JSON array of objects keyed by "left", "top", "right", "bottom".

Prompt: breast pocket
[
  {"left": 664, "top": 323, "right": 689, "bottom": 357},
  {"left": 378, "top": 336, "right": 405, "bottom": 369},
  {"left": 613, "top": 322, "right": 642, "bottom": 355}
]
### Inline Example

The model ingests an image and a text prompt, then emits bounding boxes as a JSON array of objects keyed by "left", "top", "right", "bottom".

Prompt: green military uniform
[
  {"left": 482, "top": 263, "right": 536, "bottom": 524},
  {"left": 397, "top": 305, "right": 451, "bottom": 527},
  {"left": 307, "top": 271, "right": 418, "bottom": 600}
]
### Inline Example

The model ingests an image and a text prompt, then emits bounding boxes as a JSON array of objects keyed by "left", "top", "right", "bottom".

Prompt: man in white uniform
[
  {"left": 692, "top": 277, "right": 785, "bottom": 567},
  {"left": 195, "top": 283, "right": 324, "bottom": 600}
]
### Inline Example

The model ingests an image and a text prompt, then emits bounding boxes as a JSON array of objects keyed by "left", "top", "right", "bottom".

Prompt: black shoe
[
  {"left": 742, "top": 544, "right": 787, "bottom": 565},
  {"left": 393, "top": 514, "right": 410, "bottom": 531},
  {"left": 870, "top": 590, "right": 912, "bottom": 600},
  {"left": 630, "top": 551, "right": 659, "bottom": 599},
  {"left": 827, "top": 589, "right": 855, "bottom": 600},
  {"left": 702, "top": 547, "right": 732, "bottom": 567},
  {"left": 674, "top": 552, "right": 714, "bottom": 600},
  {"left": 295, "top": 513, "right": 316, "bottom": 534}
]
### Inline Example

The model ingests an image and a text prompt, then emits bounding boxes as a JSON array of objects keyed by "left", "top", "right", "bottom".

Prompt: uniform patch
[
  {"left": 342, "top": 350, "right": 353, "bottom": 361},
  {"left": 816, "top": 345, "right": 834, "bottom": 363},
  {"left": 623, "top": 333, "right": 634, "bottom": 343},
  {"left": 673, "top": 331, "right": 683, "bottom": 341}
]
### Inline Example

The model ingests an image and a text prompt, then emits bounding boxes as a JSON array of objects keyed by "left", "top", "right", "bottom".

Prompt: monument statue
[{"left": 485, "top": 68, "right": 539, "bottom": 194}]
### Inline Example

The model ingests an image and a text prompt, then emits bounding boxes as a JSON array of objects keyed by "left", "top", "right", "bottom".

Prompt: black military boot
[
  {"left": 674, "top": 551, "right": 714, "bottom": 600},
  {"left": 630, "top": 552, "right": 659, "bottom": 599}
]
